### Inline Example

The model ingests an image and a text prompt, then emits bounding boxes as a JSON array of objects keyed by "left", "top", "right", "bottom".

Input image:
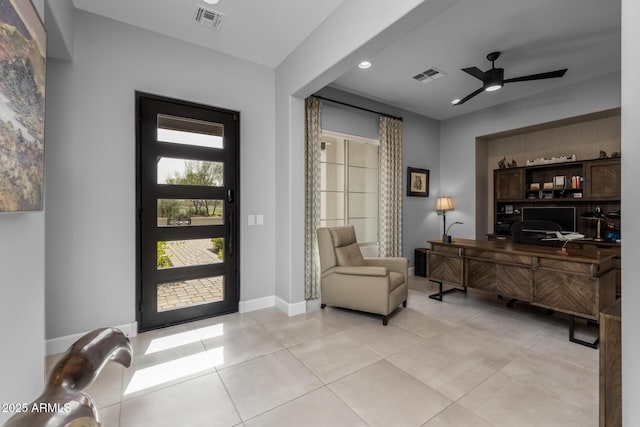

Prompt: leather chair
[{"left": 316, "top": 225, "right": 408, "bottom": 325}]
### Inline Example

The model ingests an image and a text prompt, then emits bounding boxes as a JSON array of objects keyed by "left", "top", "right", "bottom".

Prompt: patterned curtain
[
  {"left": 378, "top": 116, "right": 403, "bottom": 257},
  {"left": 304, "top": 97, "right": 322, "bottom": 299}
]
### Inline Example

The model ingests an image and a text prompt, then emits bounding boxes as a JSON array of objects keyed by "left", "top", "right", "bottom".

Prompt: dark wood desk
[{"left": 426, "top": 238, "right": 617, "bottom": 347}]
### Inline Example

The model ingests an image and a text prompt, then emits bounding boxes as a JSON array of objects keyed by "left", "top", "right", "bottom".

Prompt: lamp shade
[{"left": 436, "top": 196, "right": 455, "bottom": 212}]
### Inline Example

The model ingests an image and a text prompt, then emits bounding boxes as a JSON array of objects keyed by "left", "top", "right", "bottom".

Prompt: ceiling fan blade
[
  {"left": 453, "top": 87, "right": 484, "bottom": 106},
  {"left": 461, "top": 67, "right": 486, "bottom": 81},
  {"left": 503, "top": 69, "right": 567, "bottom": 84}
]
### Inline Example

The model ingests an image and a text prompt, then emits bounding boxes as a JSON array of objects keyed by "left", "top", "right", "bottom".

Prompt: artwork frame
[
  {"left": 0, "top": 0, "right": 46, "bottom": 212},
  {"left": 407, "top": 167, "right": 429, "bottom": 197}
]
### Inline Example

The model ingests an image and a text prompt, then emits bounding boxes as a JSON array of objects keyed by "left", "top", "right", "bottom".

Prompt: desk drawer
[
  {"left": 495, "top": 252, "right": 532, "bottom": 266},
  {"left": 427, "top": 252, "right": 463, "bottom": 285},
  {"left": 538, "top": 258, "right": 592, "bottom": 275},
  {"left": 533, "top": 270, "right": 597, "bottom": 317},
  {"left": 466, "top": 248, "right": 495, "bottom": 261},
  {"left": 466, "top": 259, "right": 496, "bottom": 291},
  {"left": 496, "top": 264, "right": 531, "bottom": 301},
  {"left": 429, "top": 244, "right": 461, "bottom": 256}
]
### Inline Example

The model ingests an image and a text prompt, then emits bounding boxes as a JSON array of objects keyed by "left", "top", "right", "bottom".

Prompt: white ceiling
[
  {"left": 71, "top": 0, "right": 345, "bottom": 68},
  {"left": 72, "top": 0, "right": 621, "bottom": 121}
]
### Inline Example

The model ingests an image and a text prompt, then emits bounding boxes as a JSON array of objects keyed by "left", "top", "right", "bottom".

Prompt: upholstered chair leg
[
  {"left": 382, "top": 315, "right": 388, "bottom": 326},
  {"left": 402, "top": 300, "right": 407, "bottom": 308},
  {"left": 320, "top": 303, "right": 326, "bottom": 309}
]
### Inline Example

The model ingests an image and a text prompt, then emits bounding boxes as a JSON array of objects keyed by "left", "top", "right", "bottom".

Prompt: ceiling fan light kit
[{"left": 452, "top": 51, "right": 567, "bottom": 105}]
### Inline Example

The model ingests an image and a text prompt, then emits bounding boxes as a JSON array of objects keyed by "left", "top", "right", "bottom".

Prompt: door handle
[{"left": 228, "top": 210, "right": 233, "bottom": 257}]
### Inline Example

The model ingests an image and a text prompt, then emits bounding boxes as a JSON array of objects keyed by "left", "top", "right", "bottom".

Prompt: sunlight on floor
[
  {"left": 124, "top": 348, "right": 223, "bottom": 395},
  {"left": 144, "top": 323, "right": 224, "bottom": 355}
]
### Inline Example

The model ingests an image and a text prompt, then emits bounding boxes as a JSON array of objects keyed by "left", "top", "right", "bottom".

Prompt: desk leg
[
  {"left": 569, "top": 316, "right": 599, "bottom": 349},
  {"left": 428, "top": 279, "right": 466, "bottom": 301}
]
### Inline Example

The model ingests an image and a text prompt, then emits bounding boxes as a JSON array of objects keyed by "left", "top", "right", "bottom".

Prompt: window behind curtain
[{"left": 320, "top": 131, "right": 379, "bottom": 245}]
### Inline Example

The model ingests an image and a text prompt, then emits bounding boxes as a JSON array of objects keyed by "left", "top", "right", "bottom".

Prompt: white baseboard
[
  {"left": 240, "top": 295, "right": 307, "bottom": 317},
  {"left": 46, "top": 321, "right": 138, "bottom": 356},
  {"left": 409, "top": 266, "right": 415, "bottom": 276},
  {"left": 239, "top": 296, "right": 275, "bottom": 313},
  {"left": 275, "top": 296, "right": 306, "bottom": 316}
]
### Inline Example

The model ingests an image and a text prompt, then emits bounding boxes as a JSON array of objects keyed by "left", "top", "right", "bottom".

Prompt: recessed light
[
  {"left": 358, "top": 61, "right": 372, "bottom": 70},
  {"left": 203, "top": 0, "right": 220, "bottom": 4}
]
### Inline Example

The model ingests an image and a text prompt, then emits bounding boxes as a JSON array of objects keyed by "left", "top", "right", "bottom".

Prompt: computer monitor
[{"left": 521, "top": 207, "right": 576, "bottom": 232}]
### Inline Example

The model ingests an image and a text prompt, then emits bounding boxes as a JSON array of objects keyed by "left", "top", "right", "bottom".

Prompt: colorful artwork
[{"left": 0, "top": 0, "right": 46, "bottom": 212}]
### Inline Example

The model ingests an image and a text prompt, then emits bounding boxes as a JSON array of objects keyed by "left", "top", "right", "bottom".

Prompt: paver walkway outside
[{"left": 157, "top": 238, "right": 224, "bottom": 312}]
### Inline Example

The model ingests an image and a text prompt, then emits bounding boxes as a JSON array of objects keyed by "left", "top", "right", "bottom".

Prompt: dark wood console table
[{"left": 426, "top": 238, "right": 617, "bottom": 347}]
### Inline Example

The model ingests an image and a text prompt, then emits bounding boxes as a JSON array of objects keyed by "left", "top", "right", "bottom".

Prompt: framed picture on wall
[
  {"left": 407, "top": 167, "right": 429, "bottom": 197},
  {"left": 0, "top": 0, "right": 46, "bottom": 212}
]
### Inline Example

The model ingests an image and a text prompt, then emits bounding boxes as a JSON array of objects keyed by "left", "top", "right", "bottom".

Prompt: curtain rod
[{"left": 312, "top": 95, "right": 403, "bottom": 122}]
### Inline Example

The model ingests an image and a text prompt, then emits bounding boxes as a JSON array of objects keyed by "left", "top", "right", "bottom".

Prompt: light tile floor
[{"left": 47, "top": 276, "right": 600, "bottom": 426}]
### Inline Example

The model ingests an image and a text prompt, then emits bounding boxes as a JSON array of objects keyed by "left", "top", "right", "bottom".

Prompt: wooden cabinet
[
  {"left": 600, "top": 299, "right": 621, "bottom": 427},
  {"left": 585, "top": 159, "right": 621, "bottom": 199},
  {"left": 495, "top": 168, "right": 524, "bottom": 200},
  {"left": 492, "top": 158, "right": 621, "bottom": 238}
]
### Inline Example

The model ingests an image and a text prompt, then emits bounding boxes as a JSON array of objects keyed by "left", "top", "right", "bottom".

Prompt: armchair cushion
[
  {"left": 335, "top": 243, "right": 365, "bottom": 266},
  {"left": 334, "top": 266, "right": 387, "bottom": 276}
]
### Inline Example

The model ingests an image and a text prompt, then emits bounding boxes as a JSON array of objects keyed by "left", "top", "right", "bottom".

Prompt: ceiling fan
[{"left": 452, "top": 51, "right": 567, "bottom": 106}]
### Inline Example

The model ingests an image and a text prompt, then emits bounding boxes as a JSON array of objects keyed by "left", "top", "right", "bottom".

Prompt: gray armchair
[{"left": 316, "top": 225, "right": 408, "bottom": 325}]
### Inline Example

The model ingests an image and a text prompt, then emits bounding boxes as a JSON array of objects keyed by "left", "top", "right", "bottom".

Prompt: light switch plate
[
  {"left": 256, "top": 214, "right": 264, "bottom": 225},
  {"left": 248, "top": 214, "right": 255, "bottom": 225}
]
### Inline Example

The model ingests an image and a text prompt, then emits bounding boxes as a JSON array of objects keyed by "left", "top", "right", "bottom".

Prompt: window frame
[{"left": 319, "top": 130, "right": 380, "bottom": 246}]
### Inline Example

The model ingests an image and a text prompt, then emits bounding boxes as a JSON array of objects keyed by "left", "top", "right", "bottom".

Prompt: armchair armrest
[
  {"left": 334, "top": 266, "right": 388, "bottom": 277},
  {"left": 364, "top": 257, "right": 408, "bottom": 275}
]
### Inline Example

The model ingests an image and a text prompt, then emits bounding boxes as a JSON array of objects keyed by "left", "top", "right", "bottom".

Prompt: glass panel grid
[
  {"left": 157, "top": 276, "right": 224, "bottom": 312},
  {"left": 157, "top": 158, "right": 223, "bottom": 186},
  {"left": 157, "top": 199, "right": 224, "bottom": 227},
  {"left": 157, "top": 238, "right": 224, "bottom": 270},
  {"left": 319, "top": 134, "right": 379, "bottom": 244},
  {"left": 157, "top": 114, "right": 224, "bottom": 149}
]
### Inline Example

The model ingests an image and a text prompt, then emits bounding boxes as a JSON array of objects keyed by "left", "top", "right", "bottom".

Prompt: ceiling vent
[
  {"left": 194, "top": 6, "right": 225, "bottom": 30},
  {"left": 412, "top": 67, "right": 447, "bottom": 83}
]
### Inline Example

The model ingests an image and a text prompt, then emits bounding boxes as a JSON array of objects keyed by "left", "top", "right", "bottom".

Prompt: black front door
[{"left": 136, "top": 92, "right": 239, "bottom": 331}]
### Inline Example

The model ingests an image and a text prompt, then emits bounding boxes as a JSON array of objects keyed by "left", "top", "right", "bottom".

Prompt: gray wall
[
  {"left": 316, "top": 87, "right": 441, "bottom": 267},
  {"left": 45, "top": 10, "right": 276, "bottom": 339},
  {"left": 621, "top": 0, "right": 639, "bottom": 422},
  {"left": 0, "top": 213, "right": 45, "bottom": 423}
]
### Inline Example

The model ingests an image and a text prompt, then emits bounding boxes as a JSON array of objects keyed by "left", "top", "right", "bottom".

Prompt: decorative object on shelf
[
  {"left": 610, "top": 151, "right": 620, "bottom": 158},
  {"left": 505, "top": 204, "right": 514, "bottom": 214},
  {"left": 507, "top": 158, "right": 517, "bottom": 168},
  {"left": 582, "top": 207, "right": 607, "bottom": 241},
  {"left": 543, "top": 182, "right": 554, "bottom": 190},
  {"left": 407, "top": 167, "right": 429, "bottom": 197},
  {"left": 553, "top": 175, "right": 566, "bottom": 189},
  {"left": 435, "top": 196, "right": 456, "bottom": 242},
  {"left": 530, "top": 183, "right": 540, "bottom": 190},
  {"left": 600, "top": 150, "right": 608, "bottom": 159},
  {"left": 525, "top": 154, "right": 576, "bottom": 166},
  {"left": 570, "top": 175, "right": 583, "bottom": 189},
  {"left": 498, "top": 157, "right": 506, "bottom": 169}
]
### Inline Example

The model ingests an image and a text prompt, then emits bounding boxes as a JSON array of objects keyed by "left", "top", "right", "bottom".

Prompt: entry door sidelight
[{"left": 136, "top": 92, "right": 239, "bottom": 331}]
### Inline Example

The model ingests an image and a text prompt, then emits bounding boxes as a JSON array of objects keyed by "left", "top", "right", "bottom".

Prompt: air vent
[
  {"left": 194, "top": 6, "right": 225, "bottom": 30},
  {"left": 412, "top": 67, "right": 447, "bottom": 83}
]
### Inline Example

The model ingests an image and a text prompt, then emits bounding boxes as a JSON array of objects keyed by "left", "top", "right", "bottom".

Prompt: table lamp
[{"left": 436, "top": 196, "right": 455, "bottom": 242}]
